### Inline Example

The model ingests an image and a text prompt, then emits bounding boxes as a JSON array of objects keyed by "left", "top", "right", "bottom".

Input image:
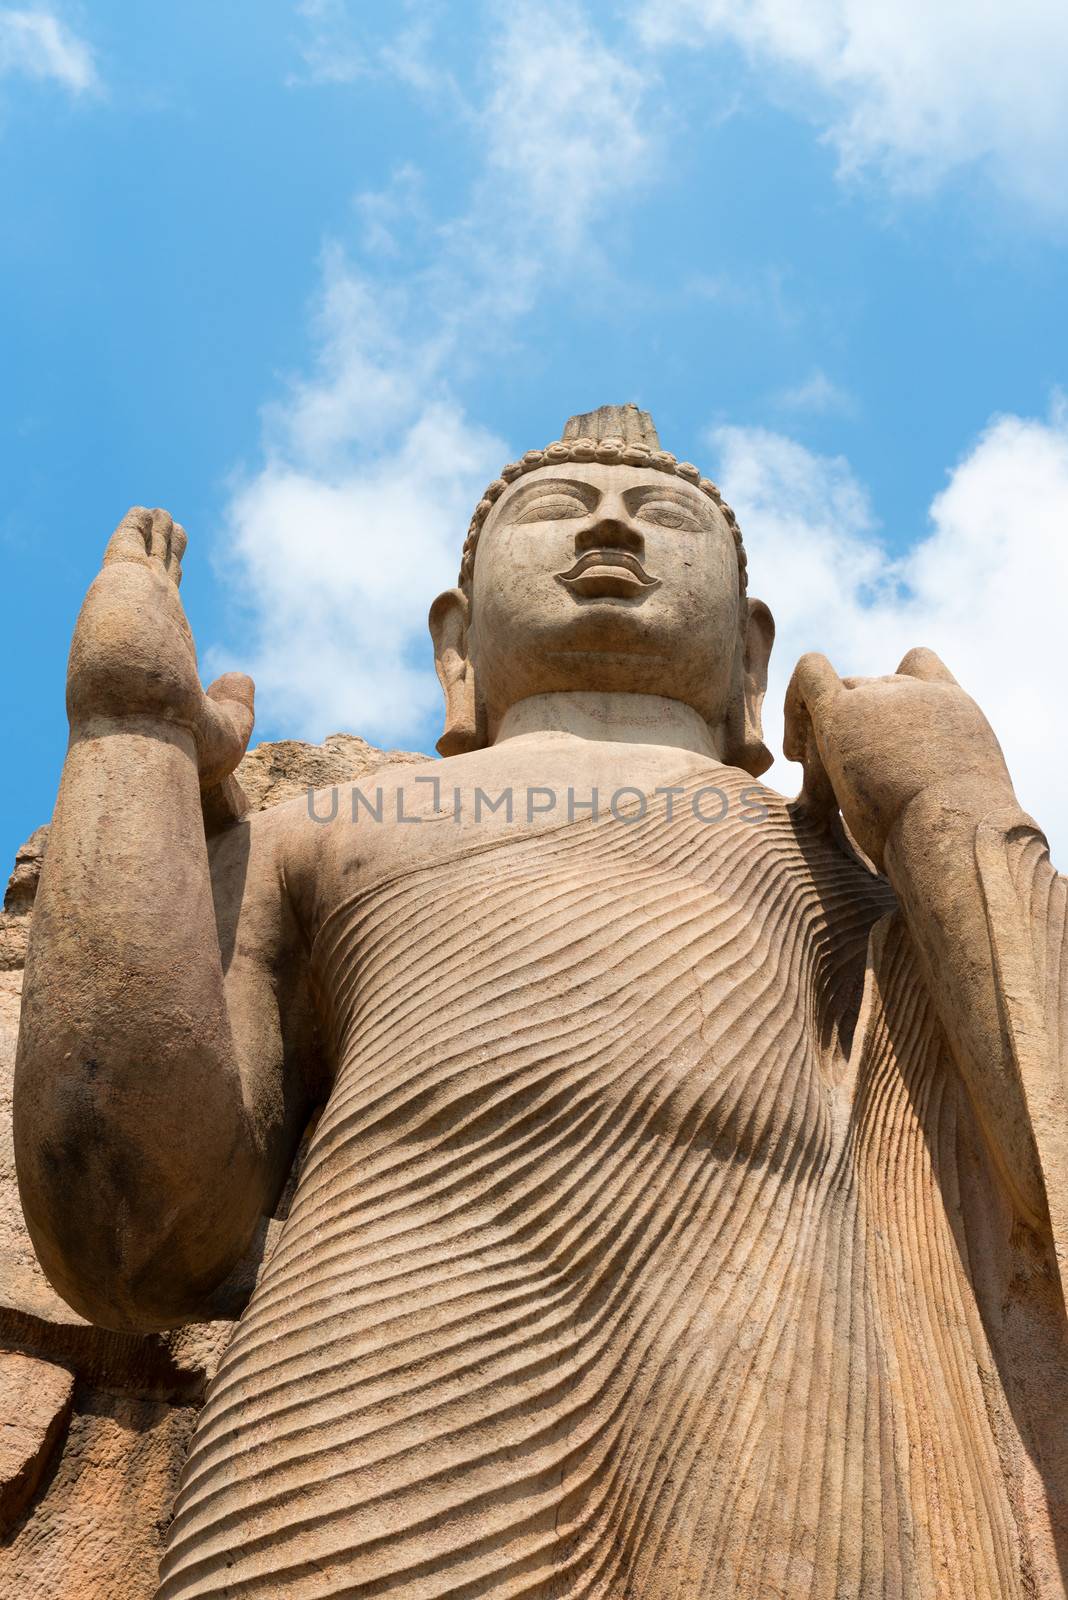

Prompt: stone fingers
[
  {"left": 783, "top": 652, "right": 843, "bottom": 761},
  {"left": 102, "top": 506, "right": 186, "bottom": 587},
  {"left": 169, "top": 520, "right": 188, "bottom": 586},
  {"left": 200, "top": 674, "right": 256, "bottom": 787},
  {"left": 896, "top": 646, "right": 958, "bottom": 685},
  {"left": 102, "top": 505, "right": 153, "bottom": 566}
]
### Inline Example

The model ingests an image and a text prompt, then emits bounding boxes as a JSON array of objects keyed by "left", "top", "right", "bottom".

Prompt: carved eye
[
  {"left": 638, "top": 501, "right": 702, "bottom": 531},
  {"left": 512, "top": 494, "right": 589, "bottom": 523}
]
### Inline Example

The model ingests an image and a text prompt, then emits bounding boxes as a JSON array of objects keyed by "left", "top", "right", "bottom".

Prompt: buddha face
[{"left": 431, "top": 460, "right": 774, "bottom": 765}]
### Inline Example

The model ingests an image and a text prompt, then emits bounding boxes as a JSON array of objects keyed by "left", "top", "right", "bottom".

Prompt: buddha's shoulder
[{"left": 238, "top": 751, "right": 447, "bottom": 904}]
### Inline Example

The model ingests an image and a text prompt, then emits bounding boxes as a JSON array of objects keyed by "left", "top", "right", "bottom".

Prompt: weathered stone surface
[
  {"left": 0, "top": 919, "right": 29, "bottom": 976},
  {"left": 2, "top": 828, "right": 48, "bottom": 917},
  {"left": 0, "top": 1351, "right": 73, "bottom": 1535},
  {"left": 234, "top": 730, "right": 424, "bottom": 810},
  {"left": 0, "top": 1390, "right": 197, "bottom": 1599}
]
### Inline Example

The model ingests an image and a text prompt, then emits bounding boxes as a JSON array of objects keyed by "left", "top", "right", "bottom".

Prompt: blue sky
[{"left": 3, "top": 0, "right": 1068, "bottom": 869}]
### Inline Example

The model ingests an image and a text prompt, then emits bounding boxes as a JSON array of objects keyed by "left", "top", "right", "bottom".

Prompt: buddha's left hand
[{"left": 784, "top": 647, "right": 1019, "bottom": 872}]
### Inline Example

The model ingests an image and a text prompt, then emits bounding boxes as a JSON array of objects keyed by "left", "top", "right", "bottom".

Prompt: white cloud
[
  {"left": 355, "top": 163, "right": 427, "bottom": 257},
  {"left": 289, "top": 2, "right": 460, "bottom": 101},
  {"left": 260, "top": 250, "right": 444, "bottom": 470},
  {"left": 216, "top": 2, "right": 655, "bottom": 746},
  {"left": 211, "top": 248, "right": 506, "bottom": 747},
  {"left": 215, "top": 398, "right": 504, "bottom": 744},
  {"left": 0, "top": 8, "right": 97, "bottom": 93},
  {"left": 289, "top": 0, "right": 366, "bottom": 86},
  {"left": 772, "top": 368, "right": 855, "bottom": 415},
  {"left": 481, "top": 2, "right": 651, "bottom": 253},
  {"left": 638, "top": 0, "right": 1068, "bottom": 218},
  {"left": 712, "top": 404, "right": 1068, "bottom": 863}
]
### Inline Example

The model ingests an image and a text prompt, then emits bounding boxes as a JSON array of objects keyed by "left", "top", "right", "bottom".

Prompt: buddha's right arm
[{"left": 12, "top": 509, "right": 312, "bottom": 1333}]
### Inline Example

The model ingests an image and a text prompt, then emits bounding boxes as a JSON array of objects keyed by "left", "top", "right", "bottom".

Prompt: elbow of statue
[
  {"left": 22, "top": 1204, "right": 254, "bottom": 1334},
  {"left": 13, "top": 1146, "right": 260, "bottom": 1335},
  {"left": 12, "top": 1035, "right": 269, "bottom": 1331}
]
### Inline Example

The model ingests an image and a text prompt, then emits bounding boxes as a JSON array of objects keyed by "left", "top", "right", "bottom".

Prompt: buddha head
[{"left": 429, "top": 405, "right": 775, "bottom": 775}]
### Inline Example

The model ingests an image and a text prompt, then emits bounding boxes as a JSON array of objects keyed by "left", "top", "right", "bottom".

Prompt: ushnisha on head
[{"left": 430, "top": 404, "right": 774, "bottom": 775}]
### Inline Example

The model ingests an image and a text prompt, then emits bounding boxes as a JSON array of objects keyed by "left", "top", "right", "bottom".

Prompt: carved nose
[{"left": 574, "top": 514, "right": 645, "bottom": 557}]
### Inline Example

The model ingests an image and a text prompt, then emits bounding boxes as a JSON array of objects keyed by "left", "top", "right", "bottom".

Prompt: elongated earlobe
[
  {"left": 722, "top": 598, "right": 775, "bottom": 778},
  {"left": 429, "top": 588, "right": 483, "bottom": 756}
]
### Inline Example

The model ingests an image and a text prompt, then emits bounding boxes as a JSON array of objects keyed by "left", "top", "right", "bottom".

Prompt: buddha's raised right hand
[
  {"left": 66, "top": 506, "right": 254, "bottom": 788},
  {"left": 17, "top": 509, "right": 279, "bottom": 1330}
]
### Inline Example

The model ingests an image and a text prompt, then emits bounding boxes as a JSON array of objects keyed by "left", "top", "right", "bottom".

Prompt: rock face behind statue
[{"left": 0, "top": 734, "right": 422, "bottom": 1599}]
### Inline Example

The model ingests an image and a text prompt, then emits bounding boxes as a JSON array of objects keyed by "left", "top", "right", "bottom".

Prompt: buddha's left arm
[
  {"left": 787, "top": 648, "right": 1064, "bottom": 1250},
  {"left": 883, "top": 788, "right": 1063, "bottom": 1241}
]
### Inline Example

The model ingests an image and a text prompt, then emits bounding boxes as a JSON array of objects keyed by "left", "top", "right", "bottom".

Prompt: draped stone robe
[{"left": 157, "top": 770, "right": 1068, "bottom": 1600}]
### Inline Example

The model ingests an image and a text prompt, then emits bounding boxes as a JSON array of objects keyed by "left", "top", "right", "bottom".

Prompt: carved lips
[{"left": 555, "top": 549, "right": 661, "bottom": 598}]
